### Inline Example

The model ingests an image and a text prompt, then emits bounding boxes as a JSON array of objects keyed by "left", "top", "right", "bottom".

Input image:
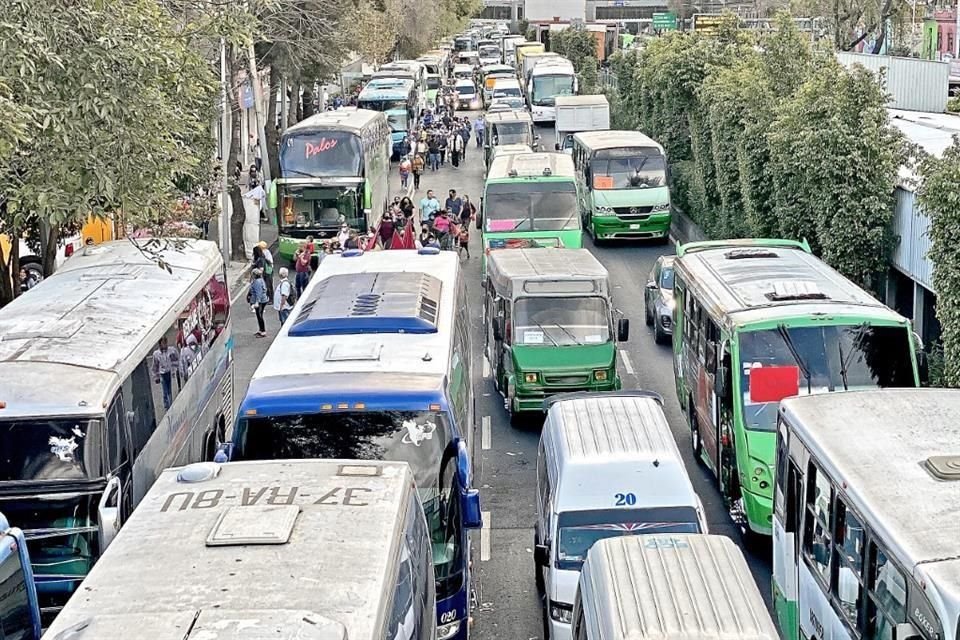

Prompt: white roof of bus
[
  {"left": 0, "top": 240, "right": 221, "bottom": 418},
  {"left": 544, "top": 394, "right": 696, "bottom": 512},
  {"left": 42, "top": 459, "right": 414, "bottom": 640},
  {"left": 530, "top": 61, "right": 575, "bottom": 76},
  {"left": 250, "top": 251, "right": 459, "bottom": 382},
  {"left": 574, "top": 129, "right": 664, "bottom": 152},
  {"left": 284, "top": 108, "right": 385, "bottom": 136},
  {"left": 487, "top": 152, "right": 575, "bottom": 181},
  {"left": 780, "top": 389, "right": 960, "bottom": 597},
  {"left": 581, "top": 535, "right": 779, "bottom": 640}
]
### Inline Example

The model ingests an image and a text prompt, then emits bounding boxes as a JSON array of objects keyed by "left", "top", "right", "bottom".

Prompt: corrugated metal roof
[
  {"left": 283, "top": 108, "right": 385, "bottom": 136},
  {"left": 836, "top": 53, "right": 949, "bottom": 112},
  {"left": 549, "top": 394, "right": 675, "bottom": 461},
  {"left": 573, "top": 130, "right": 663, "bottom": 152},
  {"left": 581, "top": 535, "right": 778, "bottom": 640},
  {"left": 487, "top": 152, "right": 575, "bottom": 180}
]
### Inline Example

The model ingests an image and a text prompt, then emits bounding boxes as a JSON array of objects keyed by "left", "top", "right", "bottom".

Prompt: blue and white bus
[
  {"left": 224, "top": 249, "right": 481, "bottom": 640},
  {"left": 358, "top": 78, "right": 418, "bottom": 159}
]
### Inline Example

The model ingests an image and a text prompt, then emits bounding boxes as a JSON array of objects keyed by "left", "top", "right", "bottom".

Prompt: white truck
[
  {"left": 43, "top": 460, "right": 436, "bottom": 640},
  {"left": 554, "top": 94, "right": 610, "bottom": 153}
]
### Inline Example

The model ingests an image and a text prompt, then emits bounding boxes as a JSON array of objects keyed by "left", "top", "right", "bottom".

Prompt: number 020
[{"left": 615, "top": 492, "right": 637, "bottom": 506}]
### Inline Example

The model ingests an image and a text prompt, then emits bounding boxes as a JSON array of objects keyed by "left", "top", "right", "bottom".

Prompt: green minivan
[{"left": 484, "top": 248, "right": 629, "bottom": 419}]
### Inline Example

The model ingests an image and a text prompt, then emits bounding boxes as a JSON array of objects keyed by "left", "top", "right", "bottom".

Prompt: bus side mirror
[
  {"left": 916, "top": 350, "right": 929, "bottom": 385},
  {"left": 534, "top": 541, "right": 550, "bottom": 566},
  {"left": 98, "top": 476, "right": 122, "bottom": 551},
  {"left": 554, "top": 143, "right": 561, "bottom": 151},
  {"left": 617, "top": 318, "right": 629, "bottom": 342},
  {"left": 493, "top": 317, "right": 505, "bottom": 342},
  {"left": 461, "top": 489, "right": 482, "bottom": 529}
]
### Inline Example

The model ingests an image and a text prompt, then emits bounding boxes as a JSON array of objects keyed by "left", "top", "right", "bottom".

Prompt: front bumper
[
  {"left": 530, "top": 106, "right": 556, "bottom": 122},
  {"left": 513, "top": 377, "right": 621, "bottom": 413},
  {"left": 741, "top": 486, "right": 774, "bottom": 536},
  {"left": 591, "top": 212, "right": 671, "bottom": 240},
  {"left": 548, "top": 618, "right": 573, "bottom": 640}
]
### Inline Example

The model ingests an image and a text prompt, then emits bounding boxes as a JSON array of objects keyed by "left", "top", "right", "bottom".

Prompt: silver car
[{"left": 644, "top": 255, "right": 675, "bottom": 344}]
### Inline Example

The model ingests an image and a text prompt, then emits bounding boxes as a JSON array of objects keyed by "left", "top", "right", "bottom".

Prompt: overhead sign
[
  {"left": 652, "top": 12, "right": 678, "bottom": 30},
  {"left": 692, "top": 13, "right": 738, "bottom": 35}
]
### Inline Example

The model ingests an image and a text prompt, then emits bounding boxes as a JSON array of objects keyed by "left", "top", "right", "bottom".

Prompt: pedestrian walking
[
  {"left": 379, "top": 214, "right": 395, "bottom": 249},
  {"left": 273, "top": 267, "right": 294, "bottom": 325},
  {"left": 258, "top": 240, "right": 274, "bottom": 299},
  {"left": 445, "top": 190, "right": 463, "bottom": 219},
  {"left": 451, "top": 132, "right": 463, "bottom": 168},
  {"left": 459, "top": 122, "right": 471, "bottom": 159},
  {"left": 420, "top": 190, "right": 441, "bottom": 221},
  {"left": 438, "top": 134, "right": 448, "bottom": 166},
  {"left": 247, "top": 268, "right": 269, "bottom": 338},
  {"left": 412, "top": 155, "right": 425, "bottom": 190},
  {"left": 151, "top": 337, "right": 179, "bottom": 410},
  {"left": 400, "top": 196, "right": 415, "bottom": 221},
  {"left": 473, "top": 116, "right": 485, "bottom": 148},
  {"left": 399, "top": 156, "right": 412, "bottom": 190},
  {"left": 179, "top": 334, "right": 200, "bottom": 381},
  {"left": 294, "top": 247, "right": 311, "bottom": 298},
  {"left": 460, "top": 194, "right": 476, "bottom": 227},
  {"left": 428, "top": 137, "right": 440, "bottom": 172}
]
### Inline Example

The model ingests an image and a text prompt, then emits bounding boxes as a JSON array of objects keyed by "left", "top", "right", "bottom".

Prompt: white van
[
  {"left": 574, "top": 535, "right": 778, "bottom": 640},
  {"left": 534, "top": 391, "right": 707, "bottom": 640}
]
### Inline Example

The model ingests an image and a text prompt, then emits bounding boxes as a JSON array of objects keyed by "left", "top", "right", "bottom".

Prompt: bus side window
[
  {"left": 705, "top": 318, "right": 719, "bottom": 373},
  {"left": 832, "top": 498, "right": 866, "bottom": 628},
  {"left": 802, "top": 461, "right": 833, "bottom": 586},
  {"left": 124, "top": 359, "right": 158, "bottom": 456},
  {"left": 865, "top": 543, "right": 907, "bottom": 640}
]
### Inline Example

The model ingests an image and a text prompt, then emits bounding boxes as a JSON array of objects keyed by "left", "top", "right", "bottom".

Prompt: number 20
[{"left": 615, "top": 492, "right": 637, "bottom": 506}]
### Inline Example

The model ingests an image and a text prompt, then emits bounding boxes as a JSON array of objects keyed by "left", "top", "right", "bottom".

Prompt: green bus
[
  {"left": 672, "top": 238, "right": 921, "bottom": 540},
  {"left": 477, "top": 152, "right": 581, "bottom": 275},
  {"left": 268, "top": 108, "right": 391, "bottom": 261},
  {"left": 572, "top": 130, "right": 670, "bottom": 242},
  {"left": 484, "top": 248, "right": 628, "bottom": 418}
]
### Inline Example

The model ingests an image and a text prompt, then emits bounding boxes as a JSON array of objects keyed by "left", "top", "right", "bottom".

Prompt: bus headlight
[
  {"left": 651, "top": 203, "right": 671, "bottom": 212},
  {"left": 438, "top": 620, "right": 461, "bottom": 640},
  {"left": 524, "top": 372, "right": 539, "bottom": 384},
  {"left": 594, "top": 369, "right": 608, "bottom": 382},
  {"left": 595, "top": 206, "right": 614, "bottom": 215},
  {"left": 549, "top": 601, "right": 573, "bottom": 623},
  {"left": 750, "top": 458, "right": 773, "bottom": 491}
]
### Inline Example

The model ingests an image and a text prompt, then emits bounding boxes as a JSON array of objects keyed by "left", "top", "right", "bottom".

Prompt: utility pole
[
  {"left": 247, "top": 42, "right": 272, "bottom": 187},
  {"left": 219, "top": 38, "right": 231, "bottom": 264}
]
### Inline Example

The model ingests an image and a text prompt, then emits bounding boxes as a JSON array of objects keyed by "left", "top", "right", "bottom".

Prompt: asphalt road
[{"left": 227, "top": 114, "right": 774, "bottom": 640}]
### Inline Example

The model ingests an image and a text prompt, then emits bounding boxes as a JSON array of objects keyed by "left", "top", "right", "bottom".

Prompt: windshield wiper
[
  {"left": 531, "top": 320, "right": 559, "bottom": 346},
  {"left": 554, "top": 323, "right": 583, "bottom": 346},
  {"left": 282, "top": 168, "right": 323, "bottom": 178},
  {"left": 777, "top": 324, "right": 812, "bottom": 395},
  {"left": 837, "top": 323, "right": 868, "bottom": 392}
]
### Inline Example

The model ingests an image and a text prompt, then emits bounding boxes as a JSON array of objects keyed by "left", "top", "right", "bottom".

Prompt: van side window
[
  {"left": 802, "top": 461, "right": 833, "bottom": 585},
  {"left": 386, "top": 491, "right": 434, "bottom": 640},
  {"left": 537, "top": 440, "right": 551, "bottom": 521}
]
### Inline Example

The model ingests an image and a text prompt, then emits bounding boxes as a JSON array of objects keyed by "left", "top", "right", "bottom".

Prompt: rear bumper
[{"left": 592, "top": 213, "right": 671, "bottom": 240}]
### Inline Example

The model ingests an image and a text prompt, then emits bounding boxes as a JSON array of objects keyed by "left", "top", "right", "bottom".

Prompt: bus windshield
[
  {"left": 426, "top": 76, "right": 441, "bottom": 90},
  {"left": 279, "top": 186, "right": 359, "bottom": 232},
  {"left": 531, "top": 75, "right": 575, "bottom": 106},
  {"left": 280, "top": 131, "right": 362, "bottom": 178},
  {"left": 358, "top": 98, "right": 409, "bottom": 113},
  {"left": 592, "top": 148, "right": 666, "bottom": 190},
  {"left": 738, "top": 324, "right": 916, "bottom": 432},
  {"left": 484, "top": 182, "right": 578, "bottom": 232},
  {"left": 514, "top": 297, "right": 609, "bottom": 346},
  {"left": 385, "top": 110, "right": 409, "bottom": 134},
  {"left": 556, "top": 507, "right": 701, "bottom": 570},
  {"left": 0, "top": 419, "right": 101, "bottom": 483},
  {"left": 237, "top": 411, "right": 465, "bottom": 598},
  {"left": 491, "top": 122, "right": 532, "bottom": 146}
]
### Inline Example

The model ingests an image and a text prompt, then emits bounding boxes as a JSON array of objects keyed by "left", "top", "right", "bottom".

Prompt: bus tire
[{"left": 21, "top": 259, "right": 44, "bottom": 283}]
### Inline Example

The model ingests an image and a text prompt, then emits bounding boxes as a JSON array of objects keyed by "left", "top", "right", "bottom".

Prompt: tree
[
  {"left": 0, "top": 0, "right": 218, "bottom": 303},
  {"left": 549, "top": 28, "right": 600, "bottom": 94},
  {"left": 919, "top": 138, "right": 960, "bottom": 386}
]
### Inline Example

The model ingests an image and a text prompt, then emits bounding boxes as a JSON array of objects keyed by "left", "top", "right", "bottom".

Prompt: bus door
[{"left": 683, "top": 293, "right": 721, "bottom": 473}]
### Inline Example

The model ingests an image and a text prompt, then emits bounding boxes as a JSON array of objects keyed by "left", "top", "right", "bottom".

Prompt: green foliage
[
  {"left": 549, "top": 28, "right": 600, "bottom": 94},
  {"left": 948, "top": 96, "right": 960, "bottom": 114},
  {"left": 919, "top": 138, "right": 960, "bottom": 386},
  {"left": 611, "top": 12, "right": 903, "bottom": 292}
]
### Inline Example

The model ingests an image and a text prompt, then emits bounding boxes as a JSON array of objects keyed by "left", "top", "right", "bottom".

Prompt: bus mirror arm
[
  {"left": 916, "top": 349, "right": 929, "bottom": 385},
  {"left": 97, "top": 476, "right": 122, "bottom": 551},
  {"left": 716, "top": 364, "right": 731, "bottom": 402},
  {"left": 617, "top": 318, "right": 629, "bottom": 342}
]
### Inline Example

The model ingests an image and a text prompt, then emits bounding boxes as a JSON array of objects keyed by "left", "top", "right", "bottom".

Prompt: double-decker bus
[
  {"left": 268, "top": 108, "right": 391, "bottom": 261},
  {"left": 358, "top": 78, "right": 418, "bottom": 159},
  {"left": 224, "top": 249, "right": 481, "bottom": 640},
  {"left": 572, "top": 130, "right": 671, "bottom": 242},
  {"left": 772, "top": 389, "right": 959, "bottom": 640},
  {"left": 478, "top": 152, "right": 581, "bottom": 275},
  {"left": 0, "top": 240, "right": 234, "bottom": 621},
  {"left": 672, "top": 239, "right": 920, "bottom": 540}
]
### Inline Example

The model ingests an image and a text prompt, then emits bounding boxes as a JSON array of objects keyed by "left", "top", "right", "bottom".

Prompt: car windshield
[
  {"left": 1, "top": 492, "right": 100, "bottom": 614},
  {"left": 556, "top": 508, "right": 701, "bottom": 570},
  {"left": 426, "top": 77, "right": 441, "bottom": 89},
  {"left": 592, "top": 148, "right": 666, "bottom": 190},
  {"left": 660, "top": 265, "right": 674, "bottom": 289},
  {"left": 491, "top": 122, "right": 532, "bottom": 146},
  {"left": 280, "top": 131, "right": 362, "bottom": 177},
  {"left": 479, "top": 46, "right": 499, "bottom": 57},
  {"left": 386, "top": 110, "right": 409, "bottom": 133},
  {"left": 484, "top": 182, "right": 578, "bottom": 232},
  {"left": 238, "top": 411, "right": 465, "bottom": 596},
  {"left": 738, "top": 324, "right": 916, "bottom": 432},
  {"left": 531, "top": 75, "right": 575, "bottom": 106},
  {"left": 514, "top": 297, "right": 609, "bottom": 346},
  {"left": 493, "top": 86, "right": 522, "bottom": 98},
  {"left": 456, "top": 84, "right": 476, "bottom": 96},
  {"left": 279, "top": 186, "right": 360, "bottom": 231},
  {"left": 0, "top": 419, "right": 101, "bottom": 483}
]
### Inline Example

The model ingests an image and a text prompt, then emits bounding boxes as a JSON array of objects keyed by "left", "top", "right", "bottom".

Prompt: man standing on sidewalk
[{"left": 273, "top": 267, "right": 294, "bottom": 325}]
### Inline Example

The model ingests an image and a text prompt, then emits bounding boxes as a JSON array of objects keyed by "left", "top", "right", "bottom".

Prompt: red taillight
[{"left": 64, "top": 244, "right": 74, "bottom": 257}]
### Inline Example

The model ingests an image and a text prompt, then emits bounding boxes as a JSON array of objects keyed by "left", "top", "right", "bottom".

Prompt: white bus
[
  {"left": 374, "top": 61, "right": 428, "bottom": 110},
  {"left": 527, "top": 59, "right": 577, "bottom": 123},
  {"left": 0, "top": 240, "right": 234, "bottom": 620},
  {"left": 43, "top": 459, "right": 436, "bottom": 640},
  {"left": 772, "top": 389, "right": 960, "bottom": 640},
  {"left": 227, "top": 249, "right": 481, "bottom": 640}
]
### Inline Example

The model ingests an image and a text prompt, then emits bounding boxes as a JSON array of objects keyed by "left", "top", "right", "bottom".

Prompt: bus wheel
[{"left": 22, "top": 260, "right": 44, "bottom": 283}]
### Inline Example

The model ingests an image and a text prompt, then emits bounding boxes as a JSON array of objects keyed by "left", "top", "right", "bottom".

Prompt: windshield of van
[
  {"left": 0, "top": 419, "right": 101, "bottom": 483},
  {"left": 427, "top": 76, "right": 441, "bottom": 89},
  {"left": 738, "top": 324, "right": 916, "bottom": 432},
  {"left": 237, "top": 411, "right": 466, "bottom": 598},
  {"left": 592, "top": 148, "right": 666, "bottom": 190},
  {"left": 514, "top": 297, "right": 609, "bottom": 346},
  {"left": 556, "top": 508, "right": 701, "bottom": 570},
  {"left": 484, "top": 182, "right": 578, "bottom": 232}
]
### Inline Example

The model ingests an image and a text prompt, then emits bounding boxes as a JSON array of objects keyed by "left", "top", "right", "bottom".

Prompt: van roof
[
  {"left": 544, "top": 393, "right": 697, "bottom": 512},
  {"left": 487, "top": 249, "right": 608, "bottom": 299},
  {"left": 580, "top": 535, "right": 779, "bottom": 640},
  {"left": 574, "top": 129, "right": 663, "bottom": 152},
  {"left": 487, "top": 152, "right": 575, "bottom": 181},
  {"left": 42, "top": 459, "right": 415, "bottom": 640}
]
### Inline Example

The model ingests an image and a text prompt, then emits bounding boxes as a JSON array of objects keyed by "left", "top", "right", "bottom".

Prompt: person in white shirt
[
  {"left": 151, "top": 337, "right": 179, "bottom": 409},
  {"left": 179, "top": 334, "right": 200, "bottom": 381},
  {"left": 273, "top": 267, "right": 294, "bottom": 324},
  {"left": 244, "top": 181, "right": 267, "bottom": 222}
]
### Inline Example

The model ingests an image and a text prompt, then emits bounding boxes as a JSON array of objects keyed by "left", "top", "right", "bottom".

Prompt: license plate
[{"left": 630, "top": 224, "right": 640, "bottom": 230}]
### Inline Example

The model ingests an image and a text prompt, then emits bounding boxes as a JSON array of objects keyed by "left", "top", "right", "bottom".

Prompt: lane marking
[
  {"left": 480, "top": 511, "right": 492, "bottom": 561},
  {"left": 620, "top": 349, "right": 635, "bottom": 375},
  {"left": 481, "top": 416, "right": 491, "bottom": 450},
  {"left": 482, "top": 356, "right": 491, "bottom": 378},
  {"left": 231, "top": 284, "right": 250, "bottom": 306}
]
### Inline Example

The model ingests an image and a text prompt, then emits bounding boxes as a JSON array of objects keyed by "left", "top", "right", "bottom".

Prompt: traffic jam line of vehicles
[{"left": 1, "top": 20, "right": 957, "bottom": 640}]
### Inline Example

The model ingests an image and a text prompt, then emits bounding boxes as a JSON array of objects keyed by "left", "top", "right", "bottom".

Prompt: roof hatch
[
  {"left": 925, "top": 455, "right": 960, "bottom": 481},
  {"left": 289, "top": 272, "right": 441, "bottom": 336},
  {"left": 765, "top": 281, "right": 829, "bottom": 301},
  {"left": 206, "top": 505, "right": 300, "bottom": 546},
  {"left": 725, "top": 248, "right": 780, "bottom": 260}
]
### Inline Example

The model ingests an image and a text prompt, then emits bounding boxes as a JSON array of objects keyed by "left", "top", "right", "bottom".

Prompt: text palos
[{"left": 305, "top": 138, "right": 339, "bottom": 158}]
